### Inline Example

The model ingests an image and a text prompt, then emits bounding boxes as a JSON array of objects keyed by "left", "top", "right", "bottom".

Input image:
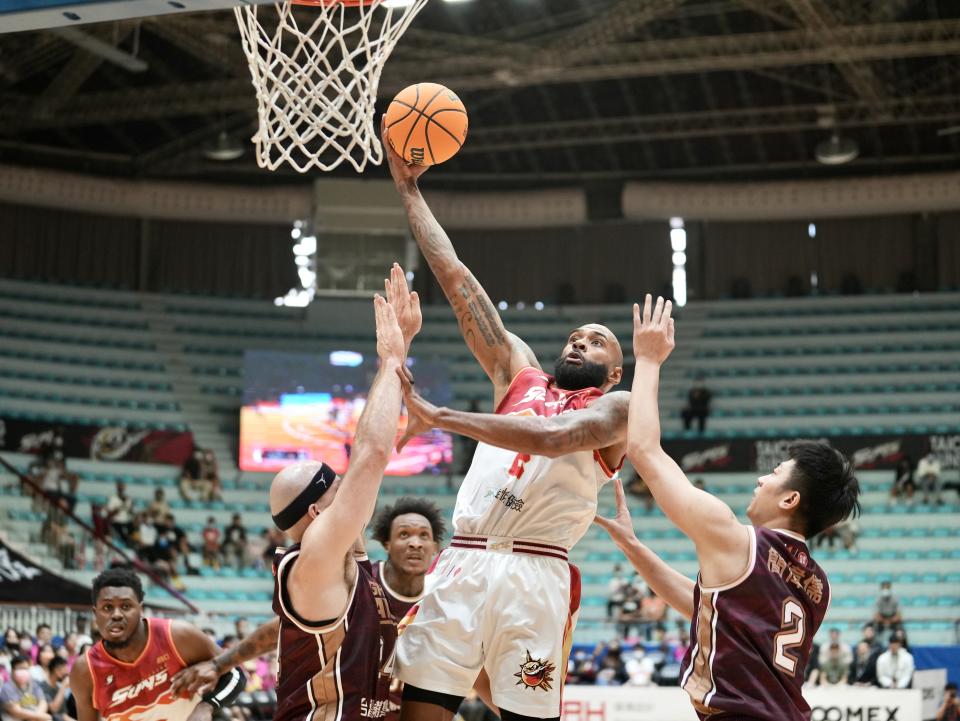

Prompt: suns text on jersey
[{"left": 109, "top": 669, "right": 168, "bottom": 707}]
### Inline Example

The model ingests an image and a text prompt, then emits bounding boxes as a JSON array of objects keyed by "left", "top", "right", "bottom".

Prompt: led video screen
[{"left": 240, "top": 350, "right": 453, "bottom": 475}]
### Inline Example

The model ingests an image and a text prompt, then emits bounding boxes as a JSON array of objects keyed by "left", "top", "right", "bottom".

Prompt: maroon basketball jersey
[
  {"left": 272, "top": 546, "right": 397, "bottom": 721},
  {"left": 370, "top": 561, "right": 421, "bottom": 721},
  {"left": 680, "top": 527, "right": 829, "bottom": 721}
]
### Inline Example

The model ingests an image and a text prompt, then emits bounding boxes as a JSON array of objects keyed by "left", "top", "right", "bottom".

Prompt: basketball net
[{"left": 234, "top": 0, "right": 428, "bottom": 173}]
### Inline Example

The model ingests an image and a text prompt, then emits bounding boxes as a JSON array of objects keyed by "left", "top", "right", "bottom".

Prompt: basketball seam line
[
  {"left": 392, "top": 86, "right": 458, "bottom": 161},
  {"left": 390, "top": 100, "right": 467, "bottom": 150}
]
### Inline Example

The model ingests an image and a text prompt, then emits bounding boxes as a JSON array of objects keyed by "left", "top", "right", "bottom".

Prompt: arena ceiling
[{"left": 1, "top": 0, "right": 959, "bottom": 190}]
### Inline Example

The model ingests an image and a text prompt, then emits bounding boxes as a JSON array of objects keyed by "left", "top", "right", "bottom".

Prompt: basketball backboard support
[{"left": 0, "top": 0, "right": 271, "bottom": 33}]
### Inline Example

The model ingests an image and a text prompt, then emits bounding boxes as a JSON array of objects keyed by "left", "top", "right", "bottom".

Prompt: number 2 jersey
[
  {"left": 452, "top": 366, "right": 620, "bottom": 549},
  {"left": 680, "top": 527, "right": 830, "bottom": 721},
  {"left": 272, "top": 546, "right": 397, "bottom": 721}
]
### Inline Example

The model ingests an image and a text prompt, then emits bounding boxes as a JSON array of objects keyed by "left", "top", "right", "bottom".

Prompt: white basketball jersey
[{"left": 452, "top": 367, "right": 620, "bottom": 549}]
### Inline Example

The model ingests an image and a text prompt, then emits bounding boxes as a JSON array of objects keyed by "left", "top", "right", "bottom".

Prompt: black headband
[{"left": 272, "top": 463, "right": 337, "bottom": 531}]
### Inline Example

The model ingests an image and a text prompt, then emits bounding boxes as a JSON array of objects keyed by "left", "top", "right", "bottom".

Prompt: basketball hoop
[{"left": 234, "top": 0, "right": 428, "bottom": 173}]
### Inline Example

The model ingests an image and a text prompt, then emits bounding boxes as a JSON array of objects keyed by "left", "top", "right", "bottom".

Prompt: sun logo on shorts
[{"left": 514, "top": 650, "right": 555, "bottom": 691}]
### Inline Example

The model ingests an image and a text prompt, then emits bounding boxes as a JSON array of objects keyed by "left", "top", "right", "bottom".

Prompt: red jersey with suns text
[
  {"left": 272, "top": 546, "right": 397, "bottom": 721},
  {"left": 86, "top": 617, "right": 198, "bottom": 721},
  {"left": 680, "top": 527, "right": 830, "bottom": 721},
  {"left": 371, "top": 561, "right": 421, "bottom": 721},
  {"left": 452, "top": 366, "right": 620, "bottom": 548}
]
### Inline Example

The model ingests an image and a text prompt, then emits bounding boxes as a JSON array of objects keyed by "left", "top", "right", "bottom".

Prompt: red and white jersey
[
  {"left": 453, "top": 367, "right": 621, "bottom": 549},
  {"left": 87, "top": 618, "right": 199, "bottom": 721}
]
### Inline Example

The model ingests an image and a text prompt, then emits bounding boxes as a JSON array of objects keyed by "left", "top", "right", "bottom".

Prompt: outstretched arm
[
  {"left": 398, "top": 371, "right": 628, "bottom": 458},
  {"left": 628, "top": 296, "right": 751, "bottom": 588},
  {"left": 290, "top": 293, "right": 409, "bottom": 621},
  {"left": 595, "top": 478, "right": 695, "bottom": 619},
  {"left": 171, "top": 618, "right": 280, "bottom": 698},
  {"left": 383, "top": 119, "right": 538, "bottom": 397}
]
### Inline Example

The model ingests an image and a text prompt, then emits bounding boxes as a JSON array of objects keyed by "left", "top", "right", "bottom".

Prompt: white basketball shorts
[{"left": 395, "top": 534, "right": 581, "bottom": 717}]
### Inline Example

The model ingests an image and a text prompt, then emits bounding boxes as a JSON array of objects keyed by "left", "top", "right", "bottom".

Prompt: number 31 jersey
[
  {"left": 681, "top": 526, "right": 830, "bottom": 721},
  {"left": 452, "top": 366, "right": 620, "bottom": 549}
]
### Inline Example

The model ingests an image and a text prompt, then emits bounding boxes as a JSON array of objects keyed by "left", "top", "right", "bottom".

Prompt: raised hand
[
  {"left": 374, "top": 294, "right": 405, "bottom": 367},
  {"left": 633, "top": 294, "right": 676, "bottom": 366},
  {"left": 593, "top": 477, "right": 638, "bottom": 547},
  {"left": 384, "top": 262, "right": 421, "bottom": 352},
  {"left": 395, "top": 365, "right": 439, "bottom": 452},
  {"left": 381, "top": 116, "right": 429, "bottom": 188}
]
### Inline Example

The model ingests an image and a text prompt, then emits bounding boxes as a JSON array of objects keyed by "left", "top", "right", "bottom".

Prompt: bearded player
[
  {"left": 384, "top": 123, "right": 629, "bottom": 721},
  {"left": 171, "top": 495, "right": 445, "bottom": 721},
  {"left": 595, "top": 295, "right": 861, "bottom": 721},
  {"left": 70, "top": 568, "right": 245, "bottom": 721}
]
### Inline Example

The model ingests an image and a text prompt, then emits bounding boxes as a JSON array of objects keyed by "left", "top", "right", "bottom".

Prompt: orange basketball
[{"left": 384, "top": 83, "right": 468, "bottom": 166}]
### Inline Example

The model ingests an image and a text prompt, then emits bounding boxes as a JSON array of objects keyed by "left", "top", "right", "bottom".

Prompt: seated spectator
[
  {"left": 261, "top": 527, "right": 287, "bottom": 569},
  {"left": 201, "top": 517, "right": 221, "bottom": 569},
  {"left": 805, "top": 641, "right": 821, "bottom": 687},
  {"left": 179, "top": 449, "right": 223, "bottom": 503},
  {"left": 221, "top": 514, "right": 248, "bottom": 571},
  {"left": 860, "top": 623, "right": 882, "bottom": 653},
  {"left": 72, "top": 618, "right": 92, "bottom": 650},
  {"left": 891, "top": 456, "right": 915, "bottom": 504},
  {"left": 29, "top": 646, "right": 54, "bottom": 685},
  {"left": 639, "top": 588, "right": 667, "bottom": 642},
  {"left": 876, "top": 636, "right": 914, "bottom": 689},
  {"left": 874, "top": 581, "right": 903, "bottom": 637},
  {"left": 617, "top": 586, "right": 642, "bottom": 640},
  {"left": 814, "top": 519, "right": 860, "bottom": 553},
  {"left": 607, "top": 564, "right": 628, "bottom": 620},
  {"left": 916, "top": 452, "right": 944, "bottom": 505},
  {"left": 681, "top": 374, "right": 711, "bottom": 433},
  {"left": 818, "top": 630, "right": 852, "bottom": 686},
  {"left": 33, "top": 455, "right": 77, "bottom": 513},
  {"left": 595, "top": 642, "right": 628, "bottom": 686},
  {"left": 38, "top": 657, "right": 72, "bottom": 721},
  {"left": 0, "top": 656, "right": 48, "bottom": 721},
  {"left": 937, "top": 682, "right": 960, "bottom": 721},
  {"left": 105, "top": 482, "right": 134, "bottom": 546},
  {"left": 623, "top": 647, "right": 656, "bottom": 687},
  {"left": 147, "top": 489, "right": 171, "bottom": 523},
  {"left": 154, "top": 514, "right": 195, "bottom": 578},
  {"left": 42, "top": 499, "right": 76, "bottom": 570},
  {"left": 33, "top": 628, "right": 51, "bottom": 661},
  {"left": 849, "top": 640, "right": 879, "bottom": 686},
  {"left": 130, "top": 511, "right": 156, "bottom": 560}
]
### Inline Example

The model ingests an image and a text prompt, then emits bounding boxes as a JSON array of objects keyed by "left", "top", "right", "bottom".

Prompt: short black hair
[
  {"left": 946, "top": 682, "right": 957, "bottom": 691},
  {"left": 91, "top": 567, "right": 144, "bottom": 605},
  {"left": 36, "top": 624, "right": 51, "bottom": 634},
  {"left": 10, "top": 655, "right": 29, "bottom": 669},
  {"left": 785, "top": 441, "right": 860, "bottom": 538},
  {"left": 48, "top": 656, "right": 68, "bottom": 673},
  {"left": 371, "top": 497, "right": 446, "bottom": 545}
]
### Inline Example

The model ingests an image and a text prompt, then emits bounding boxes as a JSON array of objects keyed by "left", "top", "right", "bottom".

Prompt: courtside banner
[
  {"left": 0, "top": 416, "right": 194, "bottom": 466},
  {"left": 662, "top": 432, "right": 958, "bottom": 473},
  {"left": 0, "top": 537, "right": 90, "bottom": 607},
  {"left": 561, "top": 686, "right": 921, "bottom": 721}
]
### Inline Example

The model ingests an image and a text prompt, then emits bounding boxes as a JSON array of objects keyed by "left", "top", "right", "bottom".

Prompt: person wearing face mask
[
  {"left": 873, "top": 581, "right": 902, "bottom": 640},
  {"left": 0, "top": 656, "right": 50, "bottom": 721}
]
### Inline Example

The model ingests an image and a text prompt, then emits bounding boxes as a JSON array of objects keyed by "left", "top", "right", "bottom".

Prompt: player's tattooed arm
[
  {"left": 398, "top": 373, "right": 627, "bottom": 457},
  {"left": 171, "top": 618, "right": 280, "bottom": 697},
  {"left": 628, "top": 295, "right": 751, "bottom": 587},
  {"left": 382, "top": 117, "right": 538, "bottom": 390}
]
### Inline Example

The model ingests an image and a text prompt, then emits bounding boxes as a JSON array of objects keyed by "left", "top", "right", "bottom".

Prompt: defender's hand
[
  {"left": 382, "top": 116, "right": 429, "bottom": 187},
  {"left": 375, "top": 294, "right": 406, "bottom": 367},
  {"left": 384, "top": 262, "right": 421, "bottom": 351},
  {"left": 593, "top": 478, "right": 639, "bottom": 547},
  {"left": 171, "top": 660, "right": 219, "bottom": 698},
  {"left": 396, "top": 366, "right": 439, "bottom": 452},
  {"left": 633, "top": 294, "right": 675, "bottom": 366}
]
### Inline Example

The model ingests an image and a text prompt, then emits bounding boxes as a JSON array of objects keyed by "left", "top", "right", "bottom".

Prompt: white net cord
[{"left": 235, "top": 0, "right": 428, "bottom": 173}]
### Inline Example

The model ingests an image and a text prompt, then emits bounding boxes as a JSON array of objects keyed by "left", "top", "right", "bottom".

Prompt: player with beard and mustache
[
  {"left": 384, "top": 124, "right": 629, "bottom": 721},
  {"left": 70, "top": 568, "right": 245, "bottom": 721}
]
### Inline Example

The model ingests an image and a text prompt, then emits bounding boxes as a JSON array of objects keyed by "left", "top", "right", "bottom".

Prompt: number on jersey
[{"left": 773, "top": 598, "right": 805, "bottom": 676}]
